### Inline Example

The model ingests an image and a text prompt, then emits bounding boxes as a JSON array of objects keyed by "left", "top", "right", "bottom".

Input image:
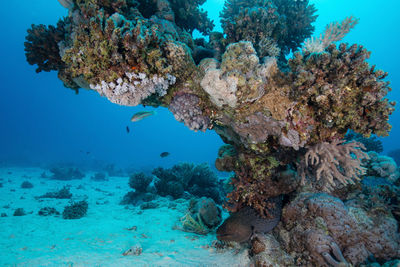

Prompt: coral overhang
[{"left": 24, "top": 0, "right": 398, "bottom": 265}]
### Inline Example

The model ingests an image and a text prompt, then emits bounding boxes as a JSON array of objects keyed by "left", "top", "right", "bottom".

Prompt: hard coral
[
  {"left": 366, "top": 151, "right": 400, "bottom": 183},
  {"left": 221, "top": 0, "right": 317, "bottom": 58},
  {"left": 62, "top": 200, "right": 89, "bottom": 219},
  {"left": 153, "top": 162, "right": 222, "bottom": 203},
  {"left": 287, "top": 43, "right": 395, "bottom": 140},
  {"left": 283, "top": 192, "right": 400, "bottom": 266},
  {"left": 128, "top": 172, "right": 153, "bottom": 193},
  {"left": 168, "top": 0, "right": 214, "bottom": 34},
  {"left": 24, "top": 19, "right": 69, "bottom": 73},
  {"left": 169, "top": 92, "right": 210, "bottom": 132}
]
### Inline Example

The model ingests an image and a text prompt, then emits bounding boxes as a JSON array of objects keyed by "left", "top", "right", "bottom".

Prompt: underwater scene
[{"left": 1, "top": 0, "right": 400, "bottom": 266}]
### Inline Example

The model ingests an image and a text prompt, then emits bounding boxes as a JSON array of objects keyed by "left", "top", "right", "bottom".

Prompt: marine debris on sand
[{"left": 23, "top": 0, "right": 399, "bottom": 265}]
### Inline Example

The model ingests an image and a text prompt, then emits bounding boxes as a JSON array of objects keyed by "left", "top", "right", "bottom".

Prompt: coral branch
[{"left": 299, "top": 140, "right": 369, "bottom": 191}]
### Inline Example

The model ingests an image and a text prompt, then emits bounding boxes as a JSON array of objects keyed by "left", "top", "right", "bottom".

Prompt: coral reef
[
  {"left": 128, "top": 172, "right": 153, "bottom": 193},
  {"left": 366, "top": 151, "right": 400, "bottom": 183},
  {"left": 24, "top": 19, "right": 69, "bottom": 73},
  {"left": 298, "top": 140, "right": 369, "bottom": 191},
  {"left": 221, "top": 0, "right": 317, "bottom": 59},
  {"left": 13, "top": 208, "right": 26, "bottom": 216},
  {"left": 25, "top": 0, "right": 399, "bottom": 262},
  {"left": 38, "top": 207, "right": 60, "bottom": 216},
  {"left": 37, "top": 186, "right": 72, "bottom": 199},
  {"left": 152, "top": 162, "right": 222, "bottom": 203},
  {"left": 179, "top": 197, "right": 222, "bottom": 235},
  {"left": 62, "top": 200, "right": 89, "bottom": 219},
  {"left": 303, "top": 16, "right": 359, "bottom": 53},
  {"left": 169, "top": 92, "right": 210, "bottom": 132},
  {"left": 282, "top": 192, "right": 400, "bottom": 266},
  {"left": 20, "top": 181, "right": 34, "bottom": 189}
]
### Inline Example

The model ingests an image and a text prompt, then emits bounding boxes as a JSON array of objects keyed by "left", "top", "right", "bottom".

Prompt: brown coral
[
  {"left": 298, "top": 139, "right": 369, "bottom": 191},
  {"left": 24, "top": 19, "right": 69, "bottom": 73}
]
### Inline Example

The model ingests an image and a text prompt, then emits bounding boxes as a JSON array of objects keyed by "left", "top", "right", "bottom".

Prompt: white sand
[{"left": 0, "top": 167, "right": 251, "bottom": 267}]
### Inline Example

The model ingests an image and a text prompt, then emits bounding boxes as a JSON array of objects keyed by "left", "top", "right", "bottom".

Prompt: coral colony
[{"left": 25, "top": 0, "right": 399, "bottom": 265}]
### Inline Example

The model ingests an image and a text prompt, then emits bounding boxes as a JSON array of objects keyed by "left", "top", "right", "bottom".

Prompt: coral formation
[
  {"left": 128, "top": 172, "right": 153, "bottom": 193},
  {"left": 25, "top": 0, "right": 399, "bottom": 262},
  {"left": 365, "top": 151, "right": 399, "bottom": 183},
  {"left": 121, "top": 163, "right": 222, "bottom": 206},
  {"left": 298, "top": 140, "right": 369, "bottom": 191},
  {"left": 62, "top": 200, "right": 89, "bottom": 219},
  {"left": 152, "top": 162, "right": 222, "bottom": 203},
  {"left": 221, "top": 0, "right": 317, "bottom": 59},
  {"left": 24, "top": 19, "right": 69, "bottom": 73},
  {"left": 38, "top": 207, "right": 60, "bottom": 216},
  {"left": 13, "top": 208, "right": 26, "bottom": 217},
  {"left": 303, "top": 16, "right": 359, "bottom": 53},
  {"left": 37, "top": 186, "right": 72, "bottom": 199},
  {"left": 179, "top": 197, "right": 221, "bottom": 235},
  {"left": 20, "top": 181, "right": 34, "bottom": 189},
  {"left": 169, "top": 92, "right": 210, "bottom": 132},
  {"left": 282, "top": 192, "right": 400, "bottom": 266}
]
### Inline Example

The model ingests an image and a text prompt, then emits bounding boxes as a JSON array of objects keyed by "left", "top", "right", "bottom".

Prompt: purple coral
[{"left": 169, "top": 93, "right": 210, "bottom": 132}]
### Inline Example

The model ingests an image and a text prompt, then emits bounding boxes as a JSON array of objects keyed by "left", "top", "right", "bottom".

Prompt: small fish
[
  {"left": 131, "top": 110, "right": 157, "bottom": 122},
  {"left": 160, "top": 152, "right": 170, "bottom": 158},
  {"left": 126, "top": 126, "right": 130, "bottom": 133}
]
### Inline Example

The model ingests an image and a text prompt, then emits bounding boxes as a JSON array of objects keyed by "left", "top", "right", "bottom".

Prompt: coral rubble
[{"left": 25, "top": 0, "right": 398, "bottom": 264}]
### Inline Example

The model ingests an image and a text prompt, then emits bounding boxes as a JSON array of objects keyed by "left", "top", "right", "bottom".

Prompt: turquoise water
[{"left": 0, "top": 0, "right": 399, "bottom": 169}]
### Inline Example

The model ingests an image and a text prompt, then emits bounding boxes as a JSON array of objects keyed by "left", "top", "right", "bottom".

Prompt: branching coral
[
  {"left": 303, "top": 16, "right": 359, "bottom": 53},
  {"left": 152, "top": 162, "right": 222, "bottom": 203},
  {"left": 298, "top": 140, "right": 369, "bottom": 191},
  {"left": 168, "top": 0, "right": 214, "bottom": 34},
  {"left": 24, "top": 19, "right": 69, "bottom": 73},
  {"left": 287, "top": 43, "right": 395, "bottom": 140},
  {"left": 221, "top": 0, "right": 317, "bottom": 58}
]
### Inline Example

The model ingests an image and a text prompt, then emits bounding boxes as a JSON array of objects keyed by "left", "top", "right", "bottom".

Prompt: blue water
[{"left": 0, "top": 0, "right": 399, "bottom": 169}]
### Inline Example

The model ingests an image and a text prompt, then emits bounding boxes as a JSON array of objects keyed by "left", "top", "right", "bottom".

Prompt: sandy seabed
[{"left": 0, "top": 167, "right": 247, "bottom": 267}]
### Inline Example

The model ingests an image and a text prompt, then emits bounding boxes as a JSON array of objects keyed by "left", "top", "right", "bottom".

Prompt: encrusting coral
[{"left": 25, "top": 0, "right": 398, "bottom": 264}]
